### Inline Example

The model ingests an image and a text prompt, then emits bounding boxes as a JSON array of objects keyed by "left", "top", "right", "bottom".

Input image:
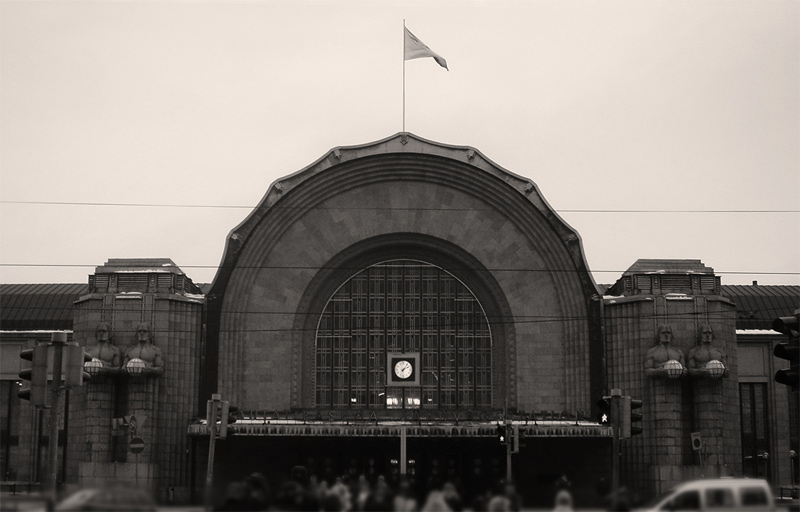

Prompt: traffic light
[
  {"left": 596, "top": 396, "right": 611, "bottom": 425},
  {"left": 218, "top": 401, "right": 230, "bottom": 439},
  {"left": 64, "top": 344, "right": 92, "bottom": 388},
  {"left": 496, "top": 424, "right": 506, "bottom": 444},
  {"left": 19, "top": 344, "right": 48, "bottom": 407},
  {"left": 773, "top": 314, "right": 799, "bottom": 389},
  {"left": 621, "top": 397, "right": 643, "bottom": 438},
  {"left": 207, "top": 397, "right": 236, "bottom": 439}
]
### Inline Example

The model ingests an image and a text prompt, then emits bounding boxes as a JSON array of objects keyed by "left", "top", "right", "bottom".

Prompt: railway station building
[{"left": 1, "top": 133, "right": 797, "bottom": 507}]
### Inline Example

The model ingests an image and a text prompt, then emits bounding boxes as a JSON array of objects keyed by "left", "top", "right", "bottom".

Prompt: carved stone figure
[
  {"left": 688, "top": 324, "right": 728, "bottom": 377},
  {"left": 645, "top": 324, "right": 685, "bottom": 369},
  {"left": 123, "top": 322, "right": 165, "bottom": 375},
  {"left": 688, "top": 324, "right": 726, "bottom": 367},
  {"left": 87, "top": 321, "right": 121, "bottom": 369}
]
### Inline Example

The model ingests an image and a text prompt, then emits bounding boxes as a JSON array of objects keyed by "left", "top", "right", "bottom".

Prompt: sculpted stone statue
[
  {"left": 123, "top": 322, "right": 165, "bottom": 375},
  {"left": 645, "top": 324, "right": 686, "bottom": 378},
  {"left": 688, "top": 324, "right": 728, "bottom": 377},
  {"left": 645, "top": 324, "right": 685, "bottom": 369},
  {"left": 87, "top": 321, "right": 121, "bottom": 369}
]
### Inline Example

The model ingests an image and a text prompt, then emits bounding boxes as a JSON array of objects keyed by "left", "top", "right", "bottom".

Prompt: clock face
[
  {"left": 394, "top": 360, "right": 413, "bottom": 379},
  {"left": 387, "top": 353, "right": 419, "bottom": 386}
]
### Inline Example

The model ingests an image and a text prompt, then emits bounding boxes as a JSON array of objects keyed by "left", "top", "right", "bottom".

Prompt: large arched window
[{"left": 315, "top": 260, "right": 492, "bottom": 409}]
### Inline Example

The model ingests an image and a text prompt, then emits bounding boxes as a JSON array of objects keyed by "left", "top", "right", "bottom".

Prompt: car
[{"left": 637, "top": 478, "right": 775, "bottom": 512}]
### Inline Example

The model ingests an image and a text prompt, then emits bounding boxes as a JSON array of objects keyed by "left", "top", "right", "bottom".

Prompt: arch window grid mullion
[
  {"left": 386, "top": 266, "right": 401, "bottom": 408},
  {"left": 368, "top": 267, "right": 387, "bottom": 408},
  {"left": 422, "top": 267, "right": 438, "bottom": 408},
  {"left": 351, "top": 273, "right": 367, "bottom": 407},
  {"left": 365, "top": 270, "right": 371, "bottom": 407},
  {"left": 315, "top": 261, "right": 491, "bottom": 409},
  {"left": 439, "top": 275, "right": 456, "bottom": 407}
]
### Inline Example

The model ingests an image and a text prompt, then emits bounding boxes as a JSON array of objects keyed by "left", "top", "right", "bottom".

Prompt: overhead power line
[
  {"left": 0, "top": 263, "right": 797, "bottom": 277},
  {"left": 2, "top": 303, "right": 790, "bottom": 334},
  {"left": 1, "top": 199, "right": 797, "bottom": 214}
]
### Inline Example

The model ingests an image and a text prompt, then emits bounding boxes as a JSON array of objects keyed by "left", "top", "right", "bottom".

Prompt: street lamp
[
  {"left": 126, "top": 358, "right": 146, "bottom": 376},
  {"left": 84, "top": 357, "right": 104, "bottom": 377},
  {"left": 706, "top": 360, "right": 726, "bottom": 379},
  {"left": 664, "top": 359, "right": 684, "bottom": 379}
]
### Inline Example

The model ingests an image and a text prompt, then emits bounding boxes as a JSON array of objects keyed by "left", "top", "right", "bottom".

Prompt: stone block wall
[
  {"left": 213, "top": 164, "right": 598, "bottom": 416},
  {"left": 70, "top": 291, "right": 203, "bottom": 501},
  {"left": 78, "top": 461, "right": 157, "bottom": 490},
  {"left": 604, "top": 293, "right": 740, "bottom": 498}
]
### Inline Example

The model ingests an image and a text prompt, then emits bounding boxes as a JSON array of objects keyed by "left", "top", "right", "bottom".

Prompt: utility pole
[
  {"left": 610, "top": 388, "right": 622, "bottom": 498},
  {"left": 506, "top": 419, "right": 512, "bottom": 482},
  {"left": 204, "top": 394, "right": 231, "bottom": 509},
  {"left": 46, "top": 332, "right": 67, "bottom": 500},
  {"left": 205, "top": 394, "right": 220, "bottom": 510}
]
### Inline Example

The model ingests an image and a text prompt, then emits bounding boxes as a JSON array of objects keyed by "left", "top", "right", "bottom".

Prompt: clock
[
  {"left": 394, "top": 360, "right": 413, "bottom": 379},
  {"left": 387, "top": 353, "right": 420, "bottom": 386}
]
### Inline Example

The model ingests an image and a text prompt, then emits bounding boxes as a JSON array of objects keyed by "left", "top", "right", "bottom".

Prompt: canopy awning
[{"left": 188, "top": 420, "right": 611, "bottom": 438}]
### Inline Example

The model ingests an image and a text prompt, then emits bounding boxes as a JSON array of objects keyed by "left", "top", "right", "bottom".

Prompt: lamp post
[
  {"left": 46, "top": 332, "right": 67, "bottom": 500},
  {"left": 610, "top": 389, "right": 622, "bottom": 498}
]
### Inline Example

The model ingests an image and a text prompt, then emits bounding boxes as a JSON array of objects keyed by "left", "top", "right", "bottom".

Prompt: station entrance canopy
[{"left": 187, "top": 410, "right": 612, "bottom": 438}]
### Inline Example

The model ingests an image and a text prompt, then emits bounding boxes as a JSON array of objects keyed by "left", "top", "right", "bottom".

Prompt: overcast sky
[{"left": 1, "top": 0, "right": 798, "bottom": 287}]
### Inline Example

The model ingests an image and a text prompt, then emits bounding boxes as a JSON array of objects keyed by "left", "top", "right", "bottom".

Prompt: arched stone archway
[
  {"left": 292, "top": 234, "right": 514, "bottom": 409},
  {"left": 205, "top": 133, "right": 602, "bottom": 415}
]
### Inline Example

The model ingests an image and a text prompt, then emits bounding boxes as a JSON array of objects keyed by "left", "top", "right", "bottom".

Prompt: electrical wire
[{"left": 1, "top": 199, "right": 797, "bottom": 213}]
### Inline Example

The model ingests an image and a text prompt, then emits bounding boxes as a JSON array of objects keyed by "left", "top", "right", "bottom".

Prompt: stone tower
[
  {"left": 603, "top": 259, "right": 741, "bottom": 495},
  {"left": 68, "top": 259, "right": 204, "bottom": 502}
]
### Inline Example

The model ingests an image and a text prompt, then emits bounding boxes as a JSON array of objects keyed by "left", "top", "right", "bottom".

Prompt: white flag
[{"left": 404, "top": 27, "right": 448, "bottom": 70}]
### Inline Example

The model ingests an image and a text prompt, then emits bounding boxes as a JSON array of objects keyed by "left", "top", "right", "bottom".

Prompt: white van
[{"left": 638, "top": 478, "right": 775, "bottom": 512}]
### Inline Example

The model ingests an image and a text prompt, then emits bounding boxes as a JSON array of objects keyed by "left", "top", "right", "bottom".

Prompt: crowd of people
[{"left": 215, "top": 467, "right": 533, "bottom": 512}]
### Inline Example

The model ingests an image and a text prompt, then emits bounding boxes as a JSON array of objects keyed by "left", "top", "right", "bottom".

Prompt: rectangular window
[{"left": 386, "top": 388, "right": 402, "bottom": 409}]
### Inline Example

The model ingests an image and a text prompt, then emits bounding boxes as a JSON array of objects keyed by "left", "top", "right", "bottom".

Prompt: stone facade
[
  {"left": 1, "top": 135, "right": 796, "bottom": 506},
  {"left": 206, "top": 133, "right": 603, "bottom": 418},
  {"left": 66, "top": 259, "right": 203, "bottom": 502},
  {"left": 603, "top": 262, "right": 742, "bottom": 495}
]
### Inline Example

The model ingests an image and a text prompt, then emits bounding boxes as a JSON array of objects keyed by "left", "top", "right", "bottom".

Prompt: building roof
[
  {"left": 721, "top": 284, "right": 800, "bottom": 330},
  {"left": 622, "top": 259, "right": 714, "bottom": 275},
  {"left": 0, "top": 283, "right": 87, "bottom": 331},
  {"left": 606, "top": 259, "right": 719, "bottom": 296},
  {"left": 94, "top": 258, "right": 185, "bottom": 274}
]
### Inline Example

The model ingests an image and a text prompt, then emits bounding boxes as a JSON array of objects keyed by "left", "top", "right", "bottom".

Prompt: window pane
[
  {"left": 386, "top": 389, "right": 402, "bottom": 409},
  {"left": 740, "top": 385, "right": 752, "bottom": 435},
  {"left": 741, "top": 487, "right": 768, "bottom": 506},
  {"left": 671, "top": 491, "right": 700, "bottom": 510},
  {"left": 754, "top": 385, "right": 766, "bottom": 439},
  {"left": 704, "top": 489, "right": 734, "bottom": 508}
]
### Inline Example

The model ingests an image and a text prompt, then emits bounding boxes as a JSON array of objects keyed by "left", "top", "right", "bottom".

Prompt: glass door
[{"left": 740, "top": 383, "right": 770, "bottom": 479}]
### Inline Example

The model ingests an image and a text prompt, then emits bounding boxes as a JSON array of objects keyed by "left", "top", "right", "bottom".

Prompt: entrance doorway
[
  {"left": 203, "top": 434, "right": 610, "bottom": 508},
  {"left": 208, "top": 435, "right": 506, "bottom": 505},
  {"left": 740, "top": 383, "right": 771, "bottom": 479}
]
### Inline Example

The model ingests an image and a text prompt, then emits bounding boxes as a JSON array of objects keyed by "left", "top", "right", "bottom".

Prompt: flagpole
[{"left": 402, "top": 19, "right": 406, "bottom": 133}]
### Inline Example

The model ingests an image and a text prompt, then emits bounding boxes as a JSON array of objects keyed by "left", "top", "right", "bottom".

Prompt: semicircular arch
[{"left": 205, "top": 134, "right": 601, "bottom": 414}]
